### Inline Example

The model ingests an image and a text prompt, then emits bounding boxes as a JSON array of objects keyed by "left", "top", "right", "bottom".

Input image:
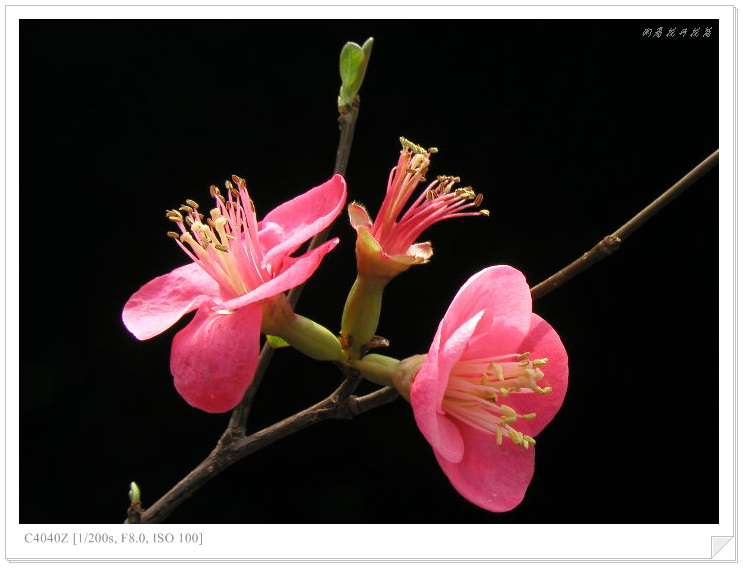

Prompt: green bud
[
  {"left": 129, "top": 481, "right": 140, "bottom": 504},
  {"left": 338, "top": 37, "right": 374, "bottom": 109}
]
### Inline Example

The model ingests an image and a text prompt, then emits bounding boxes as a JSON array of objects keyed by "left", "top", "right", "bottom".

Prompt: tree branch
[
  {"left": 530, "top": 149, "right": 719, "bottom": 300},
  {"left": 139, "top": 367, "right": 390, "bottom": 524},
  {"left": 351, "top": 386, "right": 399, "bottom": 414}
]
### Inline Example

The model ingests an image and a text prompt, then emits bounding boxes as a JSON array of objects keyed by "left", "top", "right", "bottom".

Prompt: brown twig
[
  {"left": 125, "top": 503, "right": 142, "bottom": 524},
  {"left": 139, "top": 369, "right": 394, "bottom": 524},
  {"left": 530, "top": 149, "right": 719, "bottom": 300}
]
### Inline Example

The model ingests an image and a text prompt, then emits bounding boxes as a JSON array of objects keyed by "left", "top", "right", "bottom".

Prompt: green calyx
[
  {"left": 350, "top": 353, "right": 401, "bottom": 387},
  {"left": 340, "top": 273, "right": 389, "bottom": 359},
  {"left": 262, "top": 296, "right": 345, "bottom": 362},
  {"left": 350, "top": 353, "right": 427, "bottom": 401}
]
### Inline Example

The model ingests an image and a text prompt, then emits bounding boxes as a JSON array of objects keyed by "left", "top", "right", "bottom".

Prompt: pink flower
[
  {"left": 348, "top": 137, "right": 488, "bottom": 279},
  {"left": 399, "top": 265, "right": 568, "bottom": 512},
  {"left": 122, "top": 174, "right": 347, "bottom": 413}
]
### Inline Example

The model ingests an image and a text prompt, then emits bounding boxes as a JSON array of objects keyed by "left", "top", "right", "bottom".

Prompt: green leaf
[
  {"left": 266, "top": 334, "right": 290, "bottom": 348},
  {"left": 361, "top": 37, "right": 374, "bottom": 61},
  {"left": 339, "top": 42, "right": 364, "bottom": 86},
  {"left": 350, "top": 37, "right": 374, "bottom": 94},
  {"left": 338, "top": 37, "right": 374, "bottom": 109}
]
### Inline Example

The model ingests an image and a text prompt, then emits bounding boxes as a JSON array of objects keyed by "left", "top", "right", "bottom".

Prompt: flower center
[
  {"left": 441, "top": 353, "right": 551, "bottom": 449},
  {"left": 372, "top": 137, "right": 489, "bottom": 256},
  {"left": 166, "top": 175, "right": 268, "bottom": 298}
]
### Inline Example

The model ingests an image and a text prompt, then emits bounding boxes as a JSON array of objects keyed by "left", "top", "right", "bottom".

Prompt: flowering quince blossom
[
  {"left": 347, "top": 137, "right": 489, "bottom": 279},
  {"left": 395, "top": 265, "right": 568, "bottom": 512},
  {"left": 122, "top": 174, "right": 347, "bottom": 413},
  {"left": 341, "top": 138, "right": 489, "bottom": 357}
]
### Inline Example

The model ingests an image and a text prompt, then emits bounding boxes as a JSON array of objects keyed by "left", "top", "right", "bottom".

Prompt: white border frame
[{"left": 4, "top": 3, "right": 736, "bottom": 562}]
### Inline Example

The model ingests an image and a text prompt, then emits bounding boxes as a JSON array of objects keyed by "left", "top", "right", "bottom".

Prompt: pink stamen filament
[
  {"left": 374, "top": 150, "right": 429, "bottom": 245},
  {"left": 441, "top": 354, "right": 549, "bottom": 446},
  {"left": 391, "top": 194, "right": 481, "bottom": 254},
  {"left": 370, "top": 147, "right": 483, "bottom": 257},
  {"left": 167, "top": 177, "right": 270, "bottom": 299}
]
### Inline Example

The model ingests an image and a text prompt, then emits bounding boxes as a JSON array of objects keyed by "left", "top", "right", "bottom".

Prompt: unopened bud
[{"left": 129, "top": 481, "right": 141, "bottom": 504}]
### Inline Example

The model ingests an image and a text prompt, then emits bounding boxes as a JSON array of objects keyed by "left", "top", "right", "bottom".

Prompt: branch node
[
  {"left": 126, "top": 503, "right": 143, "bottom": 524},
  {"left": 359, "top": 335, "right": 390, "bottom": 358},
  {"left": 219, "top": 427, "right": 245, "bottom": 447},
  {"left": 338, "top": 96, "right": 361, "bottom": 120},
  {"left": 597, "top": 234, "right": 622, "bottom": 254}
]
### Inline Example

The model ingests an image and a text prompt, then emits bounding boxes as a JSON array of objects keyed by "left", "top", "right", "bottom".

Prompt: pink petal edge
[
  {"left": 122, "top": 262, "right": 221, "bottom": 340},
  {"left": 436, "top": 424, "right": 536, "bottom": 512},
  {"left": 348, "top": 201, "right": 372, "bottom": 230},
  {"left": 508, "top": 313, "right": 569, "bottom": 437},
  {"left": 259, "top": 175, "right": 346, "bottom": 268},
  {"left": 441, "top": 266, "right": 532, "bottom": 342},
  {"left": 412, "top": 310, "right": 485, "bottom": 464}
]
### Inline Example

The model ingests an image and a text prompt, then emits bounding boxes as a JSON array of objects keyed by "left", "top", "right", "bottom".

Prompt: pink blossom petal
[
  {"left": 259, "top": 175, "right": 346, "bottom": 268},
  {"left": 506, "top": 313, "right": 569, "bottom": 437},
  {"left": 413, "top": 311, "right": 484, "bottom": 462},
  {"left": 348, "top": 201, "right": 372, "bottom": 229},
  {"left": 435, "top": 424, "right": 536, "bottom": 512},
  {"left": 170, "top": 302, "right": 262, "bottom": 413},
  {"left": 412, "top": 348, "right": 466, "bottom": 464},
  {"left": 436, "top": 310, "right": 486, "bottom": 404},
  {"left": 218, "top": 238, "right": 339, "bottom": 311},
  {"left": 122, "top": 262, "right": 221, "bottom": 340},
  {"left": 432, "top": 414, "right": 465, "bottom": 463},
  {"left": 441, "top": 266, "right": 532, "bottom": 342},
  {"left": 464, "top": 314, "right": 532, "bottom": 361}
]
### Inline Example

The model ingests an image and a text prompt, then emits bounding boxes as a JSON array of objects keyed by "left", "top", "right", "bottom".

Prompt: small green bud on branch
[
  {"left": 338, "top": 38, "right": 374, "bottom": 111},
  {"left": 125, "top": 482, "right": 143, "bottom": 524}
]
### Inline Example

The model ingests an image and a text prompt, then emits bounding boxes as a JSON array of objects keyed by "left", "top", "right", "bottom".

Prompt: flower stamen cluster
[
  {"left": 442, "top": 353, "right": 550, "bottom": 449},
  {"left": 364, "top": 137, "right": 489, "bottom": 259},
  {"left": 165, "top": 175, "right": 267, "bottom": 300}
]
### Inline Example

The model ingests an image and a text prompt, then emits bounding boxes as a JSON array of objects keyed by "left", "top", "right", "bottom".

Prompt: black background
[{"left": 21, "top": 19, "right": 720, "bottom": 525}]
